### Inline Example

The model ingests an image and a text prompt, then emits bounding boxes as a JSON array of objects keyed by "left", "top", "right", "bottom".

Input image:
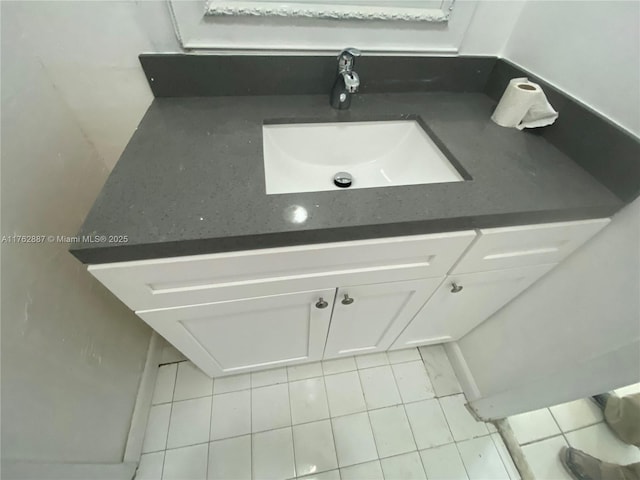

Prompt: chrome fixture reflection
[
  {"left": 333, "top": 171, "right": 353, "bottom": 188},
  {"left": 330, "top": 47, "right": 361, "bottom": 110}
]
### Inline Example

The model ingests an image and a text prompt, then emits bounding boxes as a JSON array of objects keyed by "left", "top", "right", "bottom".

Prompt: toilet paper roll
[{"left": 491, "top": 77, "right": 559, "bottom": 130}]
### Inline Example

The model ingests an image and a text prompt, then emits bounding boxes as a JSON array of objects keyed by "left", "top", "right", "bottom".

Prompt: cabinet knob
[
  {"left": 315, "top": 298, "right": 329, "bottom": 309},
  {"left": 341, "top": 294, "right": 355, "bottom": 305},
  {"left": 450, "top": 282, "right": 463, "bottom": 293}
]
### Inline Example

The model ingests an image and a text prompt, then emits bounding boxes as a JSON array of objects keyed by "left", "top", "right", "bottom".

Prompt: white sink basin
[{"left": 262, "top": 119, "right": 464, "bottom": 195}]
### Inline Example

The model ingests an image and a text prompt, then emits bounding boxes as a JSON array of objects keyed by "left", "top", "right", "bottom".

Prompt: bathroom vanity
[
  {"left": 70, "top": 55, "right": 637, "bottom": 378},
  {"left": 88, "top": 220, "right": 607, "bottom": 377}
]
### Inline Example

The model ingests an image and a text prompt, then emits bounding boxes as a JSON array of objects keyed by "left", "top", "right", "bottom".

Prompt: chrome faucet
[{"left": 330, "top": 48, "right": 361, "bottom": 110}]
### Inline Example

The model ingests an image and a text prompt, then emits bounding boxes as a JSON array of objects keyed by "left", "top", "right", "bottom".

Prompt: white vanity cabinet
[
  {"left": 87, "top": 218, "right": 609, "bottom": 377},
  {"left": 323, "top": 278, "right": 443, "bottom": 359},
  {"left": 138, "top": 289, "right": 336, "bottom": 377},
  {"left": 390, "top": 264, "right": 554, "bottom": 349}
]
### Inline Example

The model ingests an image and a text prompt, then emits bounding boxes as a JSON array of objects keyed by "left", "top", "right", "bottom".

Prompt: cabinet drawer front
[
  {"left": 390, "top": 264, "right": 555, "bottom": 349},
  {"left": 138, "top": 289, "right": 336, "bottom": 377},
  {"left": 451, "top": 219, "right": 609, "bottom": 274},
  {"left": 90, "top": 231, "right": 475, "bottom": 310},
  {"left": 323, "top": 278, "right": 443, "bottom": 358}
]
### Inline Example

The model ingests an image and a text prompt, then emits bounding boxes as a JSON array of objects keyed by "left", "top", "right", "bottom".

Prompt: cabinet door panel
[
  {"left": 138, "top": 289, "right": 336, "bottom": 377},
  {"left": 324, "top": 278, "right": 442, "bottom": 358},
  {"left": 391, "top": 264, "right": 555, "bottom": 349}
]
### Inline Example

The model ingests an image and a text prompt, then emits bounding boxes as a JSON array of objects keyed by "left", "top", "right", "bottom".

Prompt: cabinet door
[
  {"left": 390, "top": 264, "right": 555, "bottom": 349},
  {"left": 323, "top": 279, "right": 442, "bottom": 358},
  {"left": 138, "top": 289, "right": 336, "bottom": 377}
]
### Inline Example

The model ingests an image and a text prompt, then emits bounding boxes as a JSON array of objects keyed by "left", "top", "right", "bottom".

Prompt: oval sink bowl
[{"left": 262, "top": 119, "right": 464, "bottom": 195}]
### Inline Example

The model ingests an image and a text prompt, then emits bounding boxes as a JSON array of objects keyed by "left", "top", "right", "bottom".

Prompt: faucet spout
[
  {"left": 341, "top": 71, "right": 360, "bottom": 93},
  {"left": 330, "top": 48, "right": 361, "bottom": 110}
]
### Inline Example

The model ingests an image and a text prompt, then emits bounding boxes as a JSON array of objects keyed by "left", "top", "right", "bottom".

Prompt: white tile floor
[
  {"left": 136, "top": 346, "right": 520, "bottom": 480},
  {"left": 508, "top": 383, "right": 640, "bottom": 479}
]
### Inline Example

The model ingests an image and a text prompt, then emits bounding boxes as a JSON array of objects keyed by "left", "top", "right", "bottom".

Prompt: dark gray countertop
[{"left": 70, "top": 92, "right": 623, "bottom": 264}]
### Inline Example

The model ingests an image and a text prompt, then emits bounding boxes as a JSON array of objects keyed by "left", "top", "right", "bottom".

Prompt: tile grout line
[
  {"left": 164, "top": 394, "right": 217, "bottom": 407},
  {"left": 386, "top": 348, "right": 429, "bottom": 478},
  {"left": 547, "top": 406, "right": 572, "bottom": 451},
  {"left": 204, "top": 370, "right": 215, "bottom": 480},
  {"left": 437, "top": 393, "right": 462, "bottom": 443},
  {"left": 354, "top": 366, "right": 385, "bottom": 470},
  {"left": 178, "top": 355, "right": 463, "bottom": 400},
  {"left": 400, "top": 401, "right": 429, "bottom": 478},
  {"left": 561, "top": 425, "right": 580, "bottom": 450},
  {"left": 435, "top": 395, "right": 458, "bottom": 447},
  {"left": 161, "top": 362, "right": 179, "bottom": 479},
  {"left": 563, "top": 418, "right": 605, "bottom": 435},
  {"left": 547, "top": 406, "right": 564, "bottom": 435},
  {"left": 206, "top": 390, "right": 474, "bottom": 438},
  {"left": 428, "top": 371, "right": 491, "bottom": 480},
  {"left": 432, "top": 388, "right": 475, "bottom": 479},
  {"left": 203, "top": 404, "right": 483, "bottom": 443},
  {"left": 453, "top": 439, "right": 474, "bottom": 480},
  {"left": 519, "top": 431, "right": 569, "bottom": 448},
  {"left": 333, "top": 441, "right": 466, "bottom": 477},
  {"left": 156, "top": 440, "right": 210, "bottom": 453},
  {"left": 157, "top": 425, "right": 496, "bottom": 460},
  {"left": 158, "top": 359, "right": 188, "bottom": 367},
  {"left": 285, "top": 369, "right": 298, "bottom": 479},
  {"left": 547, "top": 402, "right": 606, "bottom": 436},
  {"left": 319, "top": 367, "right": 342, "bottom": 478},
  {"left": 159, "top": 388, "right": 494, "bottom": 450}
]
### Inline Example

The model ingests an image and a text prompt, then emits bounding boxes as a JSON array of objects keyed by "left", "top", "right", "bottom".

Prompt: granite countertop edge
[
  {"left": 70, "top": 91, "right": 625, "bottom": 264},
  {"left": 71, "top": 206, "right": 620, "bottom": 265}
]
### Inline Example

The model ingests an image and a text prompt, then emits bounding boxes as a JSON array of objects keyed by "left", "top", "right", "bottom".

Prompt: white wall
[
  {"left": 0, "top": 0, "right": 178, "bottom": 466},
  {"left": 5, "top": 0, "right": 180, "bottom": 170},
  {"left": 503, "top": 0, "right": 640, "bottom": 137},
  {"left": 456, "top": 0, "right": 640, "bottom": 419},
  {"left": 459, "top": 0, "right": 526, "bottom": 55}
]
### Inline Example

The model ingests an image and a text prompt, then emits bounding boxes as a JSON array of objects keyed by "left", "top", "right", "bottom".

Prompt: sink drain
[{"left": 334, "top": 172, "right": 353, "bottom": 188}]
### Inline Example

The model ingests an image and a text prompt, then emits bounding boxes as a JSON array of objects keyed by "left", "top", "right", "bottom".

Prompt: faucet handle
[
  {"left": 337, "top": 47, "right": 361, "bottom": 72},
  {"left": 339, "top": 47, "right": 361, "bottom": 58}
]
